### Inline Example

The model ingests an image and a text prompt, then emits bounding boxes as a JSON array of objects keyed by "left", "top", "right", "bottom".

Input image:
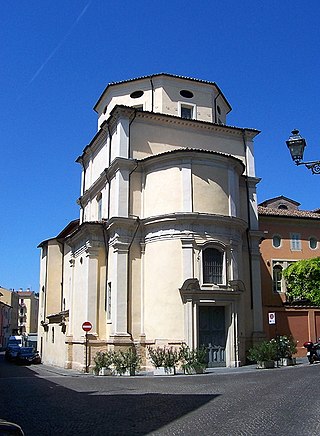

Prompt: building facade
[
  {"left": 38, "top": 73, "right": 263, "bottom": 370},
  {"left": 0, "top": 287, "right": 19, "bottom": 349},
  {"left": 259, "top": 196, "right": 320, "bottom": 356},
  {"left": 17, "top": 290, "right": 39, "bottom": 336}
]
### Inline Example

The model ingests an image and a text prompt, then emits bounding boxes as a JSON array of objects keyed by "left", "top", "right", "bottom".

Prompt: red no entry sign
[{"left": 82, "top": 321, "right": 92, "bottom": 332}]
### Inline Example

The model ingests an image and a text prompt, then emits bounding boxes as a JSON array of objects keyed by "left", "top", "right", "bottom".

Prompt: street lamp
[{"left": 286, "top": 129, "right": 320, "bottom": 174}]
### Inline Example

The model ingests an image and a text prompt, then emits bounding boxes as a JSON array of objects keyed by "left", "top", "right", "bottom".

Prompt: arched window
[
  {"left": 273, "top": 264, "right": 283, "bottom": 292},
  {"left": 309, "top": 237, "right": 318, "bottom": 250},
  {"left": 272, "top": 235, "right": 281, "bottom": 248},
  {"left": 203, "top": 247, "right": 223, "bottom": 284}
]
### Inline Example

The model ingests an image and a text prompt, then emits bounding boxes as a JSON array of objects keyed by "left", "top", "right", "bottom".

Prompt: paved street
[{"left": 1, "top": 353, "right": 319, "bottom": 436}]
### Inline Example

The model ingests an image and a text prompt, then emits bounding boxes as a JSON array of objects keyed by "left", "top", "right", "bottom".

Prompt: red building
[{"left": 259, "top": 196, "right": 320, "bottom": 356}]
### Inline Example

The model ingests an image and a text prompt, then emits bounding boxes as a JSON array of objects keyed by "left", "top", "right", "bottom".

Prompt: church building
[{"left": 38, "top": 73, "right": 263, "bottom": 370}]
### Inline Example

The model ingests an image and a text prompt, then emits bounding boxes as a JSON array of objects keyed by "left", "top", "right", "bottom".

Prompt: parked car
[
  {"left": 16, "top": 347, "right": 35, "bottom": 365},
  {"left": 5, "top": 344, "right": 21, "bottom": 361},
  {"left": 0, "top": 419, "right": 24, "bottom": 435},
  {"left": 32, "top": 351, "right": 41, "bottom": 364}
]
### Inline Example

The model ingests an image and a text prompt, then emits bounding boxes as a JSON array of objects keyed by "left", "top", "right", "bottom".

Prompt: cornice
[
  {"left": 76, "top": 127, "right": 108, "bottom": 164},
  {"left": 139, "top": 213, "right": 247, "bottom": 245},
  {"left": 66, "top": 222, "right": 105, "bottom": 254},
  {"left": 79, "top": 171, "right": 108, "bottom": 205},
  {"left": 78, "top": 157, "right": 137, "bottom": 206},
  {"left": 108, "top": 105, "right": 259, "bottom": 139},
  {"left": 139, "top": 148, "right": 245, "bottom": 174},
  {"left": 141, "top": 212, "right": 247, "bottom": 230},
  {"left": 107, "top": 157, "right": 137, "bottom": 179}
]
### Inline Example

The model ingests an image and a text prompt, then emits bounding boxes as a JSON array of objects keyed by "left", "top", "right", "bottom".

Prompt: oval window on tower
[
  {"left": 130, "top": 90, "right": 144, "bottom": 99},
  {"left": 180, "top": 90, "right": 194, "bottom": 99}
]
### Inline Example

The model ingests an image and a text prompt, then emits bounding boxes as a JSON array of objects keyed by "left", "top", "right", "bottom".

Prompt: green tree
[{"left": 283, "top": 257, "right": 320, "bottom": 305}]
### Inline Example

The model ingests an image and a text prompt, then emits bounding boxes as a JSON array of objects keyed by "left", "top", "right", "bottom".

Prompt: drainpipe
[
  {"left": 57, "top": 240, "right": 65, "bottom": 312},
  {"left": 106, "top": 124, "right": 113, "bottom": 219},
  {"left": 77, "top": 156, "right": 86, "bottom": 223},
  {"left": 126, "top": 217, "right": 140, "bottom": 339},
  {"left": 127, "top": 110, "right": 139, "bottom": 338},
  {"left": 101, "top": 123, "right": 113, "bottom": 328},
  {"left": 242, "top": 129, "right": 254, "bottom": 310},
  {"left": 214, "top": 91, "right": 221, "bottom": 123},
  {"left": 149, "top": 77, "right": 155, "bottom": 112}
]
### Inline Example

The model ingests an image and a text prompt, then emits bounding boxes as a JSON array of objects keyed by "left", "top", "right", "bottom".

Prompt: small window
[
  {"left": 278, "top": 204, "right": 288, "bottom": 210},
  {"left": 310, "top": 237, "right": 318, "bottom": 250},
  {"left": 180, "top": 90, "right": 194, "bottom": 99},
  {"left": 130, "top": 90, "right": 144, "bottom": 99},
  {"left": 97, "top": 195, "right": 102, "bottom": 221},
  {"left": 272, "top": 235, "right": 281, "bottom": 248},
  {"left": 106, "top": 282, "right": 112, "bottom": 320},
  {"left": 181, "top": 105, "right": 193, "bottom": 119},
  {"left": 52, "top": 327, "right": 55, "bottom": 343},
  {"left": 290, "top": 233, "right": 301, "bottom": 251},
  {"left": 203, "top": 247, "right": 223, "bottom": 284},
  {"left": 217, "top": 105, "right": 221, "bottom": 115}
]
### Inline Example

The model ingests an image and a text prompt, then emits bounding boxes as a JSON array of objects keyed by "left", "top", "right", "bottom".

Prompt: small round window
[
  {"left": 310, "top": 237, "right": 318, "bottom": 249},
  {"left": 130, "top": 90, "right": 144, "bottom": 99},
  {"left": 272, "top": 235, "right": 281, "bottom": 248},
  {"left": 180, "top": 90, "right": 194, "bottom": 99}
]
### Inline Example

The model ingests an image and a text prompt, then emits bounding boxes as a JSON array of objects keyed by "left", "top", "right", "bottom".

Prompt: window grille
[{"left": 203, "top": 248, "right": 223, "bottom": 284}]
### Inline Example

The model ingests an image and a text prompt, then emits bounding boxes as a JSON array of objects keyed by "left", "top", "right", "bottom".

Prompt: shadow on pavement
[{"left": 0, "top": 354, "right": 219, "bottom": 436}]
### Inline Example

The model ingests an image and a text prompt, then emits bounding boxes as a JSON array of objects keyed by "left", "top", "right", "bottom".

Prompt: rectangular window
[
  {"left": 97, "top": 196, "right": 102, "bottom": 221},
  {"left": 273, "top": 265, "right": 282, "bottom": 292},
  {"left": 181, "top": 106, "right": 193, "bottom": 119},
  {"left": 290, "top": 233, "right": 301, "bottom": 251},
  {"left": 179, "top": 102, "right": 196, "bottom": 120},
  {"left": 52, "top": 327, "right": 55, "bottom": 343},
  {"left": 106, "top": 282, "right": 111, "bottom": 320}
]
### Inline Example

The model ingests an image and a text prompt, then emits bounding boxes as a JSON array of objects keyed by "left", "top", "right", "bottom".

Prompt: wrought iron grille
[{"left": 203, "top": 248, "right": 223, "bottom": 284}]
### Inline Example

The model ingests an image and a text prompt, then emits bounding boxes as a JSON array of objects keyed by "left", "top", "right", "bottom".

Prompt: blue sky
[{"left": 1, "top": 0, "right": 320, "bottom": 291}]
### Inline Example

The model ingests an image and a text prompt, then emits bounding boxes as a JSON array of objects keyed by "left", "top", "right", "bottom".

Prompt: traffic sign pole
[
  {"left": 82, "top": 321, "right": 92, "bottom": 373},
  {"left": 85, "top": 331, "right": 88, "bottom": 373}
]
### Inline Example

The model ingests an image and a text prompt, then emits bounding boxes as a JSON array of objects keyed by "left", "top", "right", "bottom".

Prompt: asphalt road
[{"left": 0, "top": 353, "right": 319, "bottom": 436}]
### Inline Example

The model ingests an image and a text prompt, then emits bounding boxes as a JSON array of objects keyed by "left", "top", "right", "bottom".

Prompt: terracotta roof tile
[{"left": 258, "top": 206, "right": 320, "bottom": 219}]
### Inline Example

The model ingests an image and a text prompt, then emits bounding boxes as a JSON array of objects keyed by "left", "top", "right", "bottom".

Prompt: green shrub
[
  {"left": 247, "top": 340, "right": 277, "bottom": 362},
  {"left": 179, "top": 344, "right": 207, "bottom": 374},
  {"left": 93, "top": 350, "right": 114, "bottom": 373},
  {"left": 122, "top": 347, "right": 141, "bottom": 375},
  {"left": 148, "top": 346, "right": 166, "bottom": 368},
  {"left": 271, "top": 335, "right": 297, "bottom": 358},
  {"left": 148, "top": 346, "right": 180, "bottom": 369}
]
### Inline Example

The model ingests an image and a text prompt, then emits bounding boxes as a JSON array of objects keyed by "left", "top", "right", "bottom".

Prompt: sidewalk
[{"left": 37, "top": 356, "right": 309, "bottom": 377}]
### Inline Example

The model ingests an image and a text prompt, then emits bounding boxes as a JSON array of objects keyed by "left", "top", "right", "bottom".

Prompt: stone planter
[
  {"left": 99, "top": 367, "right": 112, "bottom": 376},
  {"left": 183, "top": 366, "right": 206, "bottom": 375},
  {"left": 280, "top": 357, "right": 295, "bottom": 366},
  {"left": 153, "top": 366, "right": 176, "bottom": 376},
  {"left": 257, "top": 360, "right": 275, "bottom": 369}
]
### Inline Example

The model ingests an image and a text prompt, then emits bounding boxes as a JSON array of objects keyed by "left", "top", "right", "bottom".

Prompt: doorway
[{"left": 199, "top": 306, "right": 226, "bottom": 367}]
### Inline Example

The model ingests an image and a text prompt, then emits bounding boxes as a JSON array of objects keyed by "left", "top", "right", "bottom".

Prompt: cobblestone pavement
[{"left": 1, "top": 353, "right": 319, "bottom": 436}]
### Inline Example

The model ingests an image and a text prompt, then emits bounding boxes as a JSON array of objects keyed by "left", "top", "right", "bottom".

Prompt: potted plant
[
  {"left": 123, "top": 347, "right": 141, "bottom": 376},
  {"left": 179, "top": 344, "right": 207, "bottom": 374},
  {"left": 247, "top": 340, "right": 277, "bottom": 369},
  {"left": 271, "top": 335, "right": 297, "bottom": 366},
  {"left": 148, "top": 346, "right": 179, "bottom": 375},
  {"left": 112, "top": 350, "right": 128, "bottom": 376},
  {"left": 93, "top": 350, "right": 114, "bottom": 375}
]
